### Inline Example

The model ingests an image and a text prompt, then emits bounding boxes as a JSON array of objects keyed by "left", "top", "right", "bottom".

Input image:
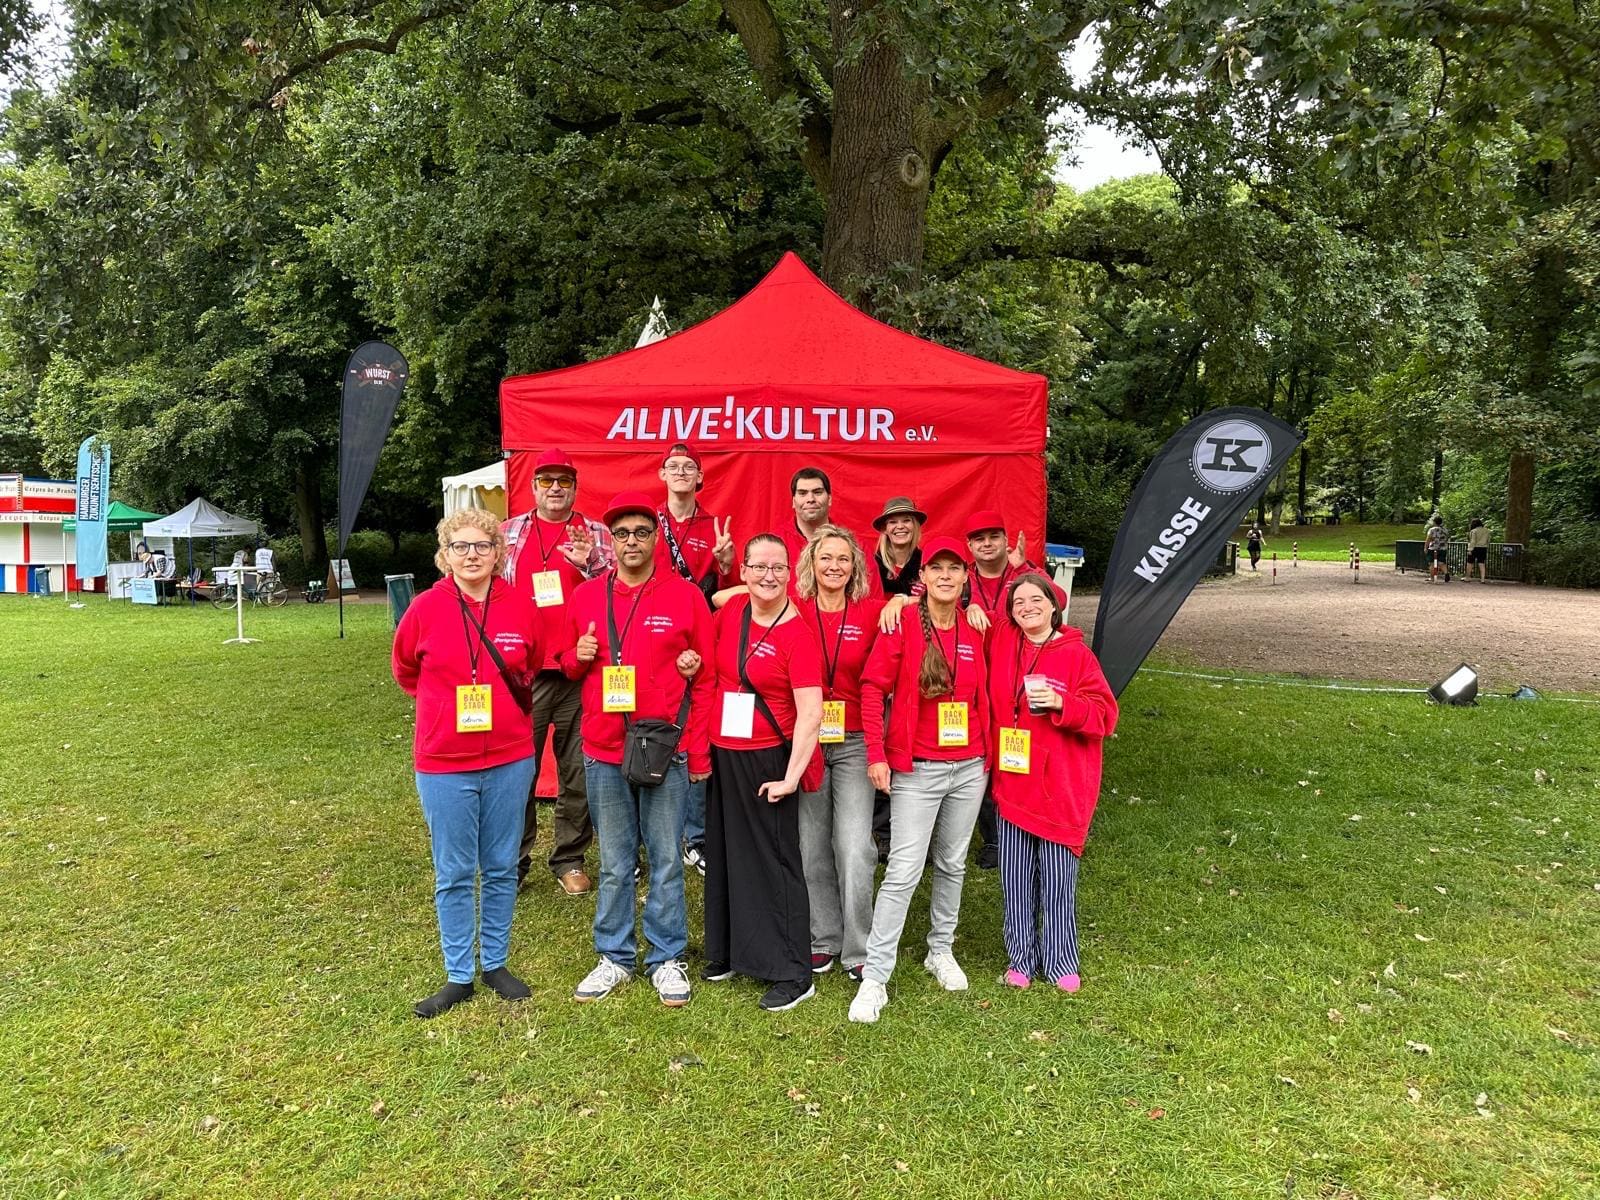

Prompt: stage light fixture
[{"left": 1427, "top": 664, "right": 1479, "bottom": 706}]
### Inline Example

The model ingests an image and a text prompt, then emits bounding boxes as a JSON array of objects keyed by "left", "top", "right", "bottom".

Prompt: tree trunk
[
  {"left": 1296, "top": 445, "right": 1309, "bottom": 525},
  {"left": 1505, "top": 451, "right": 1534, "bottom": 546},
  {"left": 819, "top": 21, "right": 932, "bottom": 306},
  {"left": 294, "top": 459, "right": 329, "bottom": 568},
  {"left": 1430, "top": 448, "right": 1443, "bottom": 513}
]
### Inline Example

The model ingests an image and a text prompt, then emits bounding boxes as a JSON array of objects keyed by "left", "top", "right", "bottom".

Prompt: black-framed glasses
[
  {"left": 611, "top": 526, "right": 656, "bottom": 542},
  {"left": 447, "top": 540, "right": 494, "bottom": 556}
]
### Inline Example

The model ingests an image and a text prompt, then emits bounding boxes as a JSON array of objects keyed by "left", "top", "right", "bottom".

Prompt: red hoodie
[
  {"left": 861, "top": 604, "right": 991, "bottom": 772},
  {"left": 985, "top": 623, "right": 1118, "bottom": 855},
  {"left": 392, "top": 577, "right": 541, "bottom": 774},
  {"left": 558, "top": 569, "right": 716, "bottom": 775}
]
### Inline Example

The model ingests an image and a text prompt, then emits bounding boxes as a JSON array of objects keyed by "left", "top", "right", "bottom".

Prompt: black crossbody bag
[
  {"left": 456, "top": 589, "right": 535, "bottom": 715},
  {"left": 609, "top": 576, "right": 692, "bottom": 787}
]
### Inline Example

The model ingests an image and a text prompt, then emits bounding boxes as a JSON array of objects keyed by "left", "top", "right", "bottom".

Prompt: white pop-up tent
[
  {"left": 442, "top": 462, "right": 507, "bottom": 517},
  {"left": 143, "top": 497, "right": 260, "bottom": 540}
]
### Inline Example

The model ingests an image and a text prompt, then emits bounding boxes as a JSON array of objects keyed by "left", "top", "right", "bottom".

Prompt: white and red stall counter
[{"left": 0, "top": 474, "right": 81, "bottom": 594}]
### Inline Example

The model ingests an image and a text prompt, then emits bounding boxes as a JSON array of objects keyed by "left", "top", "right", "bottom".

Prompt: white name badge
[
  {"left": 819, "top": 700, "right": 846, "bottom": 744},
  {"left": 937, "top": 702, "right": 969, "bottom": 748},
  {"left": 602, "top": 665, "right": 636, "bottom": 713},
  {"left": 532, "top": 570, "right": 563, "bottom": 608},
  {"left": 998, "top": 727, "right": 1032, "bottom": 774},
  {"left": 720, "top": 692, "right": 756, "bottom": 740},
  {"left": 456, "top": 684, "right": 493, "bottom": 733}
]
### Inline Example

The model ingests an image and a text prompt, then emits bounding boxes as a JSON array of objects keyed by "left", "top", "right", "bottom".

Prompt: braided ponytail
[{"left": 916, "top": 594, "right": 954, "bottom": 699}]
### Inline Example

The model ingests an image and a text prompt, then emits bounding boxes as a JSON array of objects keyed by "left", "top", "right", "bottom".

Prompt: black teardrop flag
[
  {"left": 338, "top": 341, "right": 409, "bottom": 560},
  {"left": 1092, "top": 406, "right": 1303, "bottom": 696}
]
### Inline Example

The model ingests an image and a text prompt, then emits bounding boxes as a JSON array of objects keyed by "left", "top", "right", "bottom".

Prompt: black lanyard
[
  {"left": 454, "top": 583, "right": 494, "bottom": 684},
  {"left": 1011, "top": 633, "right": 1051, "bottom": 723},
  {"left": 813, "top": 598, "right": 849, "bottom": 695},
  {"left": 739, "top": 599, "right": 789, "bottom": 686},
  {"left": 973, "top": 565, "right": 1012, "bottom": 614},
  {"left": 533, "top": 514, "right": 585, "bottom": 572},
  {"left": 659, "top": 506, "right": 701, "bottom": 580},
  {"left": 604, "top": 571, "right": 652, "bottom": 667}
]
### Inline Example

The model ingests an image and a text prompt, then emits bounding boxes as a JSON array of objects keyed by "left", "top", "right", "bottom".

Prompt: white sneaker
[
  {"left": 649, "top": 959, "right": 692, "bottom": 1007},
  {"left": 848, "top": 979, "right": 888, "bottom": 1024},
  {"left": 573, "top": 956, "right": 631, "bottom": 1002},
  {"left": 923, "top": 951, "right": 968, "bottom": 991}
]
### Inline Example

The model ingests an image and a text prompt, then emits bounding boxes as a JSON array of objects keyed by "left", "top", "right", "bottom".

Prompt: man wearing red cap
[
  {"left": 654, "top": 442, "right": 734, "bottom": 874},
  {"left": 560, "top": 491, "right": 714, "bottom": 1007},
  {"left": 503, "top": 448, "right": 615, "bottom": 894}
]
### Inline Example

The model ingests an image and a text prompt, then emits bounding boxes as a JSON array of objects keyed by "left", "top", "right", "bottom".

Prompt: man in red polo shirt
[{"left": 503, "top": 448, "right": 614, "bottom": 895}]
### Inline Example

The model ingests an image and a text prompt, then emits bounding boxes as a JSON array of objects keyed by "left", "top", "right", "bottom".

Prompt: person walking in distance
[
  {"left": 849, "top": 536, "right": 991, "bottom": 1025},
  {"left": 987, "top": 574, "right": 1118, "bottom": 994},
  {"left": 502, "top": 448, "right": 614, "bottom": 895},
  {"left": 1466, "top": 518, "right": 1490, "bottom": 583},
  {"left": 1425, "top": 514, "right": 1450, "bottom": 584},
  {"left": 560, "top": 493, "right": 715, "bottom": 1008},
  {"left": 1246, "top": 524, "right": 1265, "bottom": 571}
]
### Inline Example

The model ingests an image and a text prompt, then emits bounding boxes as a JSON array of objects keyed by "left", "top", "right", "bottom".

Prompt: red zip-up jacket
[
  {"left": 985, "top": 623, "right": 1118, "bottom": 854},
  {"left": 558, "top": 569, "right": 716, "bottom": 775},
  {"left": 392, "top": 576, "right": 541, "bottom": 774},
  {"left": 861, "top": 606, "right": 991, "bottom": 772}
]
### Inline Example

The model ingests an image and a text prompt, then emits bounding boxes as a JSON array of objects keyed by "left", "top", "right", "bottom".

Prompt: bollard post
[
  {"left": 1348, "top": 542, "right": 1355, "bottom": 569},
  {"left": 1353, "top": 547, "right": 1361, "bottom": 584},
  {"left": 1292, "top": 540, "right": 1298, "bottom": 568},
  {"left": 1271, "top": 552, "right": 1277, "bottom": 585}
]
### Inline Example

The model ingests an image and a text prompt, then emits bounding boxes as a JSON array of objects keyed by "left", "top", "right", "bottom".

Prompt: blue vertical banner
[{"left": 74, "top": 436, "right": 111, "bottom": 582}]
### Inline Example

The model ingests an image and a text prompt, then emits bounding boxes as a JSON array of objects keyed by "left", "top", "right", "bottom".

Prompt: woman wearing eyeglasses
[
  {"left": 702, "top": 534, "right": 825, "bottom": 1012},
  {"left": 392, "top": 509, "right": 542, "bottom": 1018},
  {"left": 850, "top": 536, "right": 991, "bottom": 1024}
]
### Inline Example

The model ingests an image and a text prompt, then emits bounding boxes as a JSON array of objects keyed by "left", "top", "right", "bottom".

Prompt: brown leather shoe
[{"left": 557, "top": 868, "right": 592, "bottom": 896}]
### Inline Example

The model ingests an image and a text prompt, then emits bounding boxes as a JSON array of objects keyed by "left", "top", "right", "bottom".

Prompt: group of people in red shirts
[{"left": 391, "top": 443, "right": 1118, "bottom": 1022}]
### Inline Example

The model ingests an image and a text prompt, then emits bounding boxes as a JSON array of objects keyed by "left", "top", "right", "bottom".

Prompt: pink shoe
[
  {"left": 1054, "top": 973, "right": 1081, "bottom": 993},
  {"left": 1003, "top": 969, "right": 1031, "bottom": 989}
]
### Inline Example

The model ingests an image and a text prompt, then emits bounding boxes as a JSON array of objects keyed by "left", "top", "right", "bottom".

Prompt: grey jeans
[
  {"left": 863, "top": 757, "right": 989, "bottom": 985},
  {"left": 798, "top": 733, "right": 877, "bottom": 966}
]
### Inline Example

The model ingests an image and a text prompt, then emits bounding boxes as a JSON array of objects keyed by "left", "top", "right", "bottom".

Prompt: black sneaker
[
  {"left": 700, "top": 962, "right": 733, "bottom": 982},
  {"left": 846, "top": 964, "right": 864, "bottom": 983},
  {"left": 481, "top": 966, "right": 531, "bottom": 1001},
  {"left": 413, "top": 980, "right": 475, "bottom": 1019},
  {"left": 976, "top": 843, "right": 999, "bottom": 870},
  {"left": 760, "top": 979, "right": 815, "bottom": 1012}
]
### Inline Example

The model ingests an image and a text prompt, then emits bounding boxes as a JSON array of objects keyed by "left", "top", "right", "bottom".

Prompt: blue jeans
[
  {"left": 682, "top": 776, "right": 707, "bottom": 851},
  {"left": 416, "top": 756, "right": 536, "bottom": 984},
  {"left": 585, "top": 755, "right": 690, "bottom": 971}
]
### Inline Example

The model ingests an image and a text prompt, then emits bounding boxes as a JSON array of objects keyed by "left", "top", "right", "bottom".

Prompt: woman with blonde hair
[
  {"left": 392, "top": 508, "right": 542, "bottom": 1018},
  {"left": 793, "top": 525, "right": 883, "bottom": 979},
  {"left": 870, "top": 497, "right": 927, "bottom": 598}
]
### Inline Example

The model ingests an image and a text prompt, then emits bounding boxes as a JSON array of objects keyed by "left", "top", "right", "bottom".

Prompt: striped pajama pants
[{"left": 998, "top": 815, "right": 1081, "bottom": 980}]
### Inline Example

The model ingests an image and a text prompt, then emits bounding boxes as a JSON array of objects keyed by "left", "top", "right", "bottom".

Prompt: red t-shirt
[
  {"left": 507, "top": 513, "right": 599, "bottom": 669},
  {"left": 710, "top": 595, "right": 823, "bottom": 750},
  {"left": 795, "top": 595, "right": 883, "bottom": 732},
  {"left": 909, "top": 619, "right": 986, "bottom": 760},
  {"left": 654, "top": 504, "right": 729, "bottom": 588}
]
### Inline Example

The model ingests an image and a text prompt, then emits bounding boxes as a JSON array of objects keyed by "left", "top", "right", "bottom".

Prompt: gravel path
[{"left": 1069, "top": 558, "right": 1600, "bottom": 694}]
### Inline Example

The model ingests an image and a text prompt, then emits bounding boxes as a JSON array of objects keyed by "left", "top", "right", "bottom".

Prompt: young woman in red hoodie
[
  {"left": 850, "top": 536, "right": 991, "bottom": 1025},
  {"left": 986, "top": 573, "right": 1118, "bottom": 992},
  {"left": 392, "top": 510, "right": 542, "bottom": 1018}
]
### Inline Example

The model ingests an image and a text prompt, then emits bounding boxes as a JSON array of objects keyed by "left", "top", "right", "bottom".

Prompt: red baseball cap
[
  {"left": 533, "top": 448, "right": 577, "bottom": 475},
  {"left": 964, "top": 509, "right": 1006, "bottom": 538},
  {"left": 602, "top": 490, "right": 658, "bottom": 529},
  {"left": 922, "top": 535, "right": 969, "bottom": 567}
]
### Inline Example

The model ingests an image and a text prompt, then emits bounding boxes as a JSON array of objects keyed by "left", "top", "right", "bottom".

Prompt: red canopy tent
[{"left": 500, "top": 252, "right": 1048, "bottom": 551}]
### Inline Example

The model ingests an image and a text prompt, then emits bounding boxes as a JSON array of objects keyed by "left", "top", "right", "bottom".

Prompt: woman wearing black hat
[{"left": 871, "top": 497, "right": 927, "bottom": 598}]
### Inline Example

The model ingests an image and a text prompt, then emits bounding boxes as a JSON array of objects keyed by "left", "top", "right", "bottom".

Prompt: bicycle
[{"left": 210, "top": 569, "right": 289, "bottom": 610}]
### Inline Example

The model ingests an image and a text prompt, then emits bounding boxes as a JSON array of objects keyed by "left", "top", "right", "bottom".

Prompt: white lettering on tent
[
  {"left": 603, "top": 403, "right": 904, "bottom": 444},
  {"left": 1132, "top": 496, "right": 1215, "bottom": 584}
]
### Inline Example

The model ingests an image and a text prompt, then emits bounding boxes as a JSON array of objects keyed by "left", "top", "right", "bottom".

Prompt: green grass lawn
[
  {"left": 2, "top": 596, "right": 1596, "bottom": 1199},
  {"left": 1232, "top": 523, "right": 1420, "bottom": 563}
]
